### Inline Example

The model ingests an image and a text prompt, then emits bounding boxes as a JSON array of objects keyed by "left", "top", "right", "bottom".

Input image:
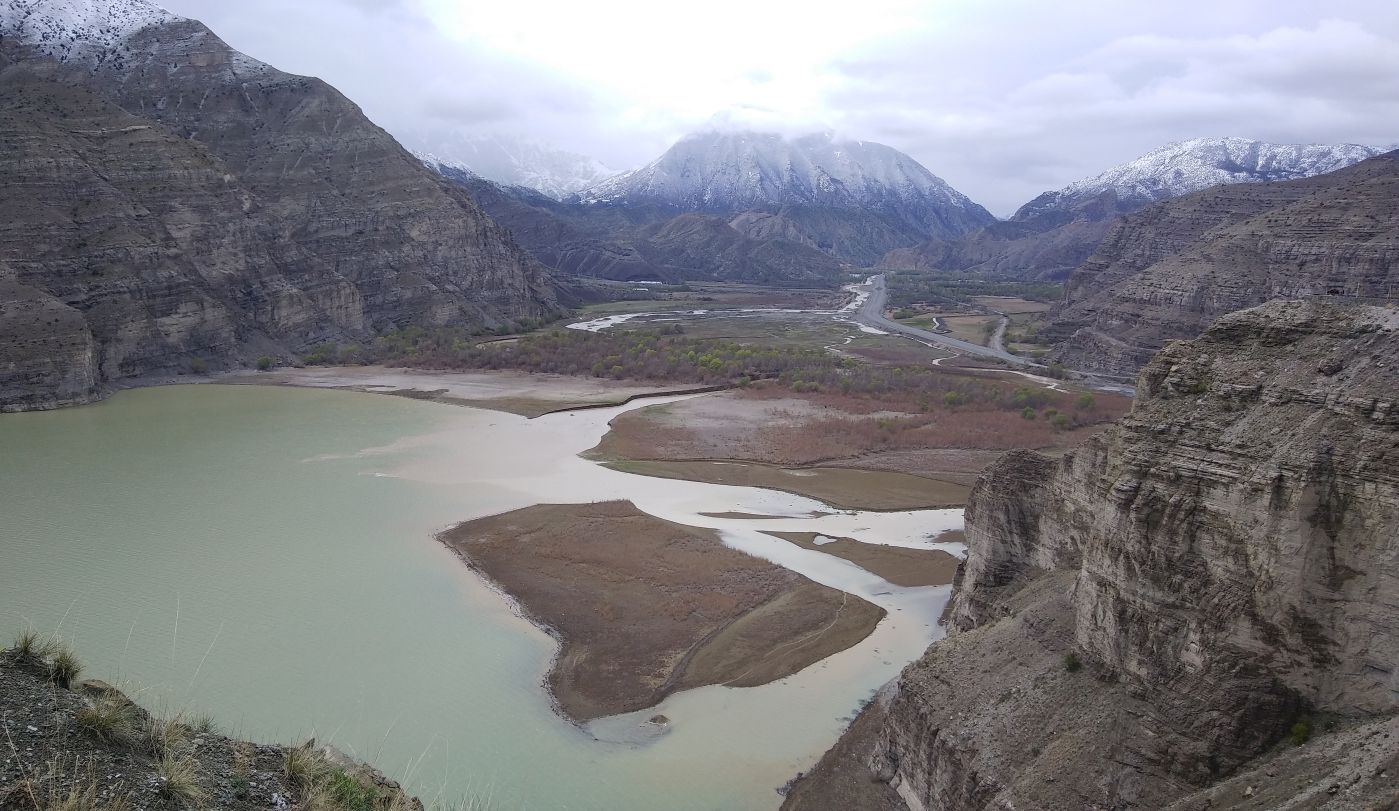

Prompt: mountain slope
[
  {"left": 0, "top": 0, "right": 559, "bottom": 410},
  {"left": 883, "top": 138, "right": 1387, "bottom": 280},
  {"left": 578, "top": 131, "right": 995, "bottom": 265},
  {"left": 432, "top": 165, "right": 845, "bottom": 286},
  {"left": 1040, "top": 150, "right": 1399, "bottom": 376},
  {"left": 785, "top": 299, "right": 1399, "bottom": 810}
]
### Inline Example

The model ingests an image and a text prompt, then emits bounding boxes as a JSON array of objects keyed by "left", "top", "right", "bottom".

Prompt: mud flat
[
  {"left": 763, "top": 532, "right": 960, "bottom": 587},
  {"left": 603, "top": 459, "right": 968, "bottom": 511},
  {"left": 439, "top": 501, "right": 886, "bottom": 722},
  {"left": 224, "top": 365, "right": 715, "bottom": 417}
]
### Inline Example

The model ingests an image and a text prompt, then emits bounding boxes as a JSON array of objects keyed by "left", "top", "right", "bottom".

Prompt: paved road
[{"left": 854, "top": 275, "right": 1037, "bottom": 367}]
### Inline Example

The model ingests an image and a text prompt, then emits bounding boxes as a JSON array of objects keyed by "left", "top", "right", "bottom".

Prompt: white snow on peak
[
  {"left": 577, "top": 131, "right": 985, "bottom": 216},
  {"left": 0, "top": 0, "right": 178, "bottom": 62},
  {"left": 1049, "top": 137, "right": 1386, "bottom": 209},
  {"left": 402, "top": 131, "right": 617, "bottom": 200}
]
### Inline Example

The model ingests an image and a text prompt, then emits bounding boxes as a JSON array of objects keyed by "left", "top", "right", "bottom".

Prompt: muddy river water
[{"left": 0, "top": 384, "right": 961, "bottom": 810}]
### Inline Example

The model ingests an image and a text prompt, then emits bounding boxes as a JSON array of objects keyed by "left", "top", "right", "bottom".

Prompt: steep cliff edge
[
  {"left": 784, "top": 299, "right": 1399, "bottom": 810},
  {"left": 0, "top": 0, "right": 560, "bottom": 411},
  {"left": 1040, "top": 151, "right": 1399, "bottom": 377}
]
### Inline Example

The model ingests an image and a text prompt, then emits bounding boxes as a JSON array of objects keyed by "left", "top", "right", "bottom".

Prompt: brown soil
[
  {"left": 764, "top": 533, "right": 960, "bottom": 587},
  {"left": 603, "top": 459, "right": 968, "bottom": 511},
  {"left": 590, "top": 389, "right": 1121, "bottom": 506},
  {"left": 439, "top": 501, "right": 885, "bottom": 722}
]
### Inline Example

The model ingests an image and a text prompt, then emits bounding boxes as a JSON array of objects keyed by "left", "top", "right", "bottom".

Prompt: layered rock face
[
  {"left": 785, "top": 300, "right": 1399, "bottom": 810},
  {"left": 1041, "top": 151, "right": 1399, "bottom": 377},
  {"left": 0, "top": 0, "right": 559, "bottom": 410}
]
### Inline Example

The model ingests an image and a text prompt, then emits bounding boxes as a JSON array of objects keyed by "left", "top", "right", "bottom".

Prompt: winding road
[{"left": 853, "top": 275, "right": 1036, "bottom": 367}]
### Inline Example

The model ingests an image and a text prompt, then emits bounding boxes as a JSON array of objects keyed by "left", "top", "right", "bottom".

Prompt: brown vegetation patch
[
  {"left": 440, "top": 502, "right": 884, "bottom": 721},
  {"left": 605, "top": 460, "right": 970, "bottom": 511}
]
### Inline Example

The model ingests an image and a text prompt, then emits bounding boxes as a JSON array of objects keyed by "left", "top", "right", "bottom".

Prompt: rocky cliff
[
  {"left": 1041, "top": 150, "right": 1399, "bottom": 377},
  {"left": 0, "top": 0, "right": 560, "bottom": 411},
  {"left": 784, "top": 299, "right": 1399, "bottom": 810}
]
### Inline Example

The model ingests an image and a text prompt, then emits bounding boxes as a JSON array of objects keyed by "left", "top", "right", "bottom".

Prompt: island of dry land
[
  {"left": 762, "top": 532, "right": 960, "bottom": 588},
  {"left": 439, "top": 501, "right": 885, "bottom": 722}
]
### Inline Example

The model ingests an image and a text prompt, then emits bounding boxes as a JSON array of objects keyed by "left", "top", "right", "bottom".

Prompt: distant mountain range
[
  {"left": 409, "top": 132, "right": 616, "bottom": 200},
  {"left": 424, "top": 130, "right": 995, "bottom": 282},
  {"left": 884, "top": 137, "right": 1389, "bottom": 279}
]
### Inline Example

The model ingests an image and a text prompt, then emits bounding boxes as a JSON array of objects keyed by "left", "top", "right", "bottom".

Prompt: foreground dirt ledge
[
  {"left": 0, "top": 650, "right": 423, "bottom": 811},
  {"left": 439, "top": 501, "right": 885, "bottom": 722}
]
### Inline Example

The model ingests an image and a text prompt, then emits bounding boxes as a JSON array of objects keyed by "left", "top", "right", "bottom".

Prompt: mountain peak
[{"left": 576, "top": 129, "right": 993, "bottom": 241}]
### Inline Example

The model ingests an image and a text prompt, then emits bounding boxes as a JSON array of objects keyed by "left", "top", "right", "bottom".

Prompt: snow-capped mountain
[
  {"left": 408, "top": 132, "right": 616, "bottom": 200},
  {"left": 1016, "top": 137, "right": 1388, "bottom": 220},
  {"left": 577, "top": 131, "right": 994, "bottom": 239},
  {"left": 0, "top": 0, "right": 174, "bottom": 62}
]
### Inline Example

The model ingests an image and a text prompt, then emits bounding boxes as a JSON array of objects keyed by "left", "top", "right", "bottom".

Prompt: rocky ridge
[
  {"left": 1041, "top": 150, "right": 1399, "bottom": 376},
  {"left": 0, "top": 0, "right": 560, "bottom": 411},
  {"left": 784, "top": 299, "right": 1399, "bottom": 810},
  {"left": 881, "top": 138, "right": 1387, "bottom": 280}
]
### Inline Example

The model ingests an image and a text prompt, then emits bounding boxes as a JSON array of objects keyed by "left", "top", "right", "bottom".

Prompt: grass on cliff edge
[{"left": 4, "top": 630, "right": 493, "bottom": 811}]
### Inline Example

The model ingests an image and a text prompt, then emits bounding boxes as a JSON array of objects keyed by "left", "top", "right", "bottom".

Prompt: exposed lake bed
[{"left": 0, "top": 372, "right": 963, "bottom": 809}]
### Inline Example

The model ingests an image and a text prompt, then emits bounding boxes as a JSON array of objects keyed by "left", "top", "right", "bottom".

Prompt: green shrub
[
  {"left": 256, "top": 355, "right": 274, "bottom": 371},
  {"left": 1021, "top": 407, "right": 1036, "bottom": 420},
  {"left": 1076, "top": 394, "right": 1095, "bottom": 411},
  {"left": 1290, "top": 719, "right": 1311, "bottom": 746},
  {"left": 190, "top": 357, "right": 208, "bottom": 375},
  {"left": 1063, "top": 652, "right": 1082, "bottom": 673}
]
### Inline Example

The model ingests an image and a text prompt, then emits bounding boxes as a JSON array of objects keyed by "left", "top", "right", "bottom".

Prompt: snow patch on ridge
[
  {"left": 0, "top": 0, "right": 177, "bottom": 62},
  {"left": 1024, "top": 137, "right": 1387, "bottom": 216}
]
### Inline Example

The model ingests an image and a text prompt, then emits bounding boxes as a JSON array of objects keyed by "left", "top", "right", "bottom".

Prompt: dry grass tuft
[
  {"left": 74, "top": 696, "right": 137, "bottom": 745},
  {"left": 154, "top": 753, "right": 204, "bottom": 808}
]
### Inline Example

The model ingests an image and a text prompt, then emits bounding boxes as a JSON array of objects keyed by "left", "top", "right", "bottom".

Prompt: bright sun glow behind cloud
[
  {"left": 161, "top": 0, "right": 1399, "bottom": 214},
  {"left": 424, "top": 0, "right": 929, "bottom": 129}
]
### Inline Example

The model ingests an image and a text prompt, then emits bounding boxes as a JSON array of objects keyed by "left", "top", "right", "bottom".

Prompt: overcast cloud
[{"left": 160, "top": 0, "right": 1399, "bottom": 215}]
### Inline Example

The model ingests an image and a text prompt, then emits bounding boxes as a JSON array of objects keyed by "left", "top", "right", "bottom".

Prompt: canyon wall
[{"left": 785, "top": 299, "right": 1399, "bottom": 810}]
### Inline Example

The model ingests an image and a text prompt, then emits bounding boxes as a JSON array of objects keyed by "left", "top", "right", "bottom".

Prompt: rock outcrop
[
  {"left": 784, "top": 299, "right": 1399, "bottom": 810},
  {"left": 0, "top": 0, "right": 560, "bottom": 411},
  {"left": 1040, "top": 150, "right": 1399, "bottom": 377}
]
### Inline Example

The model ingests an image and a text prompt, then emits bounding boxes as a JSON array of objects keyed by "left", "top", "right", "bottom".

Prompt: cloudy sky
[{"left": 162, "top": 0, "right": 1398, "bottom": 214}]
